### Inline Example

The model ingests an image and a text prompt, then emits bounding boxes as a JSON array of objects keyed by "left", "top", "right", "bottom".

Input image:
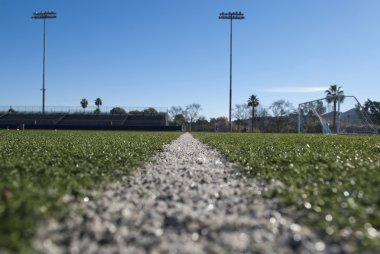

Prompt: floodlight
[
  {"left": 218, "top": 11, "right": 245, "bottom": 132},
  {"left": 32, "top": 11, "right": 57, "bottom": 114}
]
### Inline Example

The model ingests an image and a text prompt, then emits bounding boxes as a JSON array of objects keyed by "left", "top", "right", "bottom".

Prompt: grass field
[
  {"left": 194, "top": 133, "right": 380, "bottom": 251},
  {"left": 0, "top": 130, "right": 180, "bottom": 253},
  {"left": 2, "top": 131, "right": 379, "bottom": 253}
]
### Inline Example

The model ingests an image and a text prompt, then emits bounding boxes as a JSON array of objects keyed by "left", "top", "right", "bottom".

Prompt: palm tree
[
  {"left": 247, "top": 94, "right": 259, "bottom": 133},
  {"left": 325, "top": 85, "right": 344, "bottom": 132},
  {"left": 80, "top": 98, "right": 88, "bottom": 112},
  {"left": 95, "top": 98, "right": 102, "bottom": 110}
]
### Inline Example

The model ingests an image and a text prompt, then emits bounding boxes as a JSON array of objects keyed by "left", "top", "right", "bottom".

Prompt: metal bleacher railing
[{"left": 0, "top": 106, "right": 168, "bottom": 115}]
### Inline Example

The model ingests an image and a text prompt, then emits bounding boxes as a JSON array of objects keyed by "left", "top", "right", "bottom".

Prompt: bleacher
[
  {"left": 124, "top": 115, "right": 166, "bottom": 127},
  {"left": 0, "top": 113, "right": 65, "bottom": 127},
  {"left": 59, "top": 114, "right": 126, "bottom": 126},
  {"left": 0, "top": 112, "right": 178, "bottom": 131}
]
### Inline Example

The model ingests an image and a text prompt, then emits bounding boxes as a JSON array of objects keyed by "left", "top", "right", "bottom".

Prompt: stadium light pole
[
  {"left": 32, "top": 11, "right": 57, "bottom": 114},
  {"left": 219, "top": 11, "right": 244, "bottom": 132}
]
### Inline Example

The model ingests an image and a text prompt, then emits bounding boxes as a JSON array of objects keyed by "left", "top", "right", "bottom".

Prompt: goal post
[{"left": 298, "top": 96, "right": 377, "bottom": 135}]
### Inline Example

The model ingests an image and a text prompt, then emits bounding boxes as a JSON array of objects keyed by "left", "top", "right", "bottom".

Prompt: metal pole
[
  {"left": 298, "top": 105, "right": 301, "bottom": 134},
  {"left": 219, "top": 12, "right": 244, "bottom": 132},
  {"left": 42, "top": 18, "right": 46, "bottom": 114},
  {"left": 33, "top": 11, "right": 56, "bottom": 113},
  {"left": 337, "top": 99, "right": 341, "bottom": 135},
  {"left": 229, "top": 18, "right": 233, "bottom": 132}
]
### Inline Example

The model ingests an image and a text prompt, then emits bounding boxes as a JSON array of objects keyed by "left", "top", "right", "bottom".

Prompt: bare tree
[
  {"left": 270, "top": 100, "right": 295, "bottom": 132},
  {"left": 253, "top": 106, "right": 270, "bottom": 132},
  {"left": 256, "top": 106, "right": 270, "bottom": 117},
  {"left": 233, "top": 104, "right": 249, "bottom": 131},
  {"left": 185, "top": 103, "right": 202, "bottom": 132},
  {"left": 169, "top": 106, "right": 183, "bottom": 121},
  {"left": 233, "top": 104, "right": 249, "bottom": 120},
  {"left": 270, "top": 100, "right": 294, "bottom": 117}
]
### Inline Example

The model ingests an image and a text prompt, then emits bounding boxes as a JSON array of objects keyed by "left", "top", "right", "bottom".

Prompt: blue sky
[{"left": 1, "top": 0, "right": 379, "bottom": 118}]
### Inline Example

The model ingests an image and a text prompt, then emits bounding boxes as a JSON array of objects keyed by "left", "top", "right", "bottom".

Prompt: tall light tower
[
  {"left": 32, "top": 11, "right": 57, "bottom": 114},
  {"left": 219, "top": 11, "right": 244, "bottom": 132}
]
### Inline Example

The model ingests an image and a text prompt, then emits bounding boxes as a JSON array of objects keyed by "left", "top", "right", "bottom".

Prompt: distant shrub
[
  {"left": 143, "top": 107, "right": 158, "bottom": 114},
  {"left": 110, "top": 107, "right": 127, "bottom": 115}
]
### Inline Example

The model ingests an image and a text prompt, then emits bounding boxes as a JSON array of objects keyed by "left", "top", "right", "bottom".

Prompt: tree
[
  {"left": 363, "top": 99, "right": 380, "bottom": 124},
  {"left": 95, "top": 98, "right": 102, "bottom": 110},
  {"left": 196, "top": 116, "right": 208, "bottom": 124},
  {"left": 215, "top": 117, "right": 229, "bottom": 132},
  {"left": 195, "top": 116, "right": 209, "bottom": 131},
  {"left": 210, "top": 118, "right": 217, "bottom": 125},
  {"left": 185, "top": 103, "right": 202, "bottom": 132},
  {"left": 256, "top": 106, "right": 270, "bottom": 117},
  {"left": 314, "top": 100, "right": 326, "bottom": 115},
  {"left": 169, "top": 106, "right": 183, "bottom": 121},
  {"left": 144, "top": 107, "right": 158, "bottom": 114},
  {"left": 174, "top": 114, "right": 186, "bottom": 125},
  {"left": 233, "top": 104, "right": 249, "bottom": 120},
  {"left": 325, "top": 85, "right": 344, "bottom": 132},
  {"left": 129, "top": 110, "right": 142, "bottom": 115},
  {"left": 254, "top": 106, "right": 270, "bottom": 132},
  {"left": 247, "top": 95, "right": 259, "bottom": 133},
  {"left": 110, "top": 107, "right": 127, "bottom": 115},
  {"left": 270, "top": 100, "right": 295, "bottom": 132},
  {"left": 94, "top": 98, "right": 102, "bottom": 114},
  {"left": 80, "top": 98, "right": 88, "bottom": 112},
  {"left": 233, "top": 104, "right": 249, "bottom": 131},
  {"left": 270, "top": 99, "right": 294, "bottom": 117}
]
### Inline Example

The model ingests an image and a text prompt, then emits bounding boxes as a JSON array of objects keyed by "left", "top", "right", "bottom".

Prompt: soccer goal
[{"left": 298, "top": 96, "right": 377, "bottom": 135}]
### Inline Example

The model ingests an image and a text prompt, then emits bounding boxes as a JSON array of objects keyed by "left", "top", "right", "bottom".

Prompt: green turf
[
  {"left": 0, "top": 130, "right": 180, "bottom": 253},
  {"left": 194, "top": 133, "right": 380, "bottom": 251}
]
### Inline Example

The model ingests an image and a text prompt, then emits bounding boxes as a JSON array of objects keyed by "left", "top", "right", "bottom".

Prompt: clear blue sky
[{"left": 1, "top": 0, "right": 379, "bottom": 118}]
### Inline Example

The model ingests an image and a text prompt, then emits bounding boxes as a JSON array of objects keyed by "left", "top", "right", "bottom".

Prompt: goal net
[{"left": 298, "top": 96, "right": 377, "bottom": 135}]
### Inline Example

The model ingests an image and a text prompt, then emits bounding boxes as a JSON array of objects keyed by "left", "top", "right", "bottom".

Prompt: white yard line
[{"left": 37, "top": 133, "right": 330, "bottom": 254}]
